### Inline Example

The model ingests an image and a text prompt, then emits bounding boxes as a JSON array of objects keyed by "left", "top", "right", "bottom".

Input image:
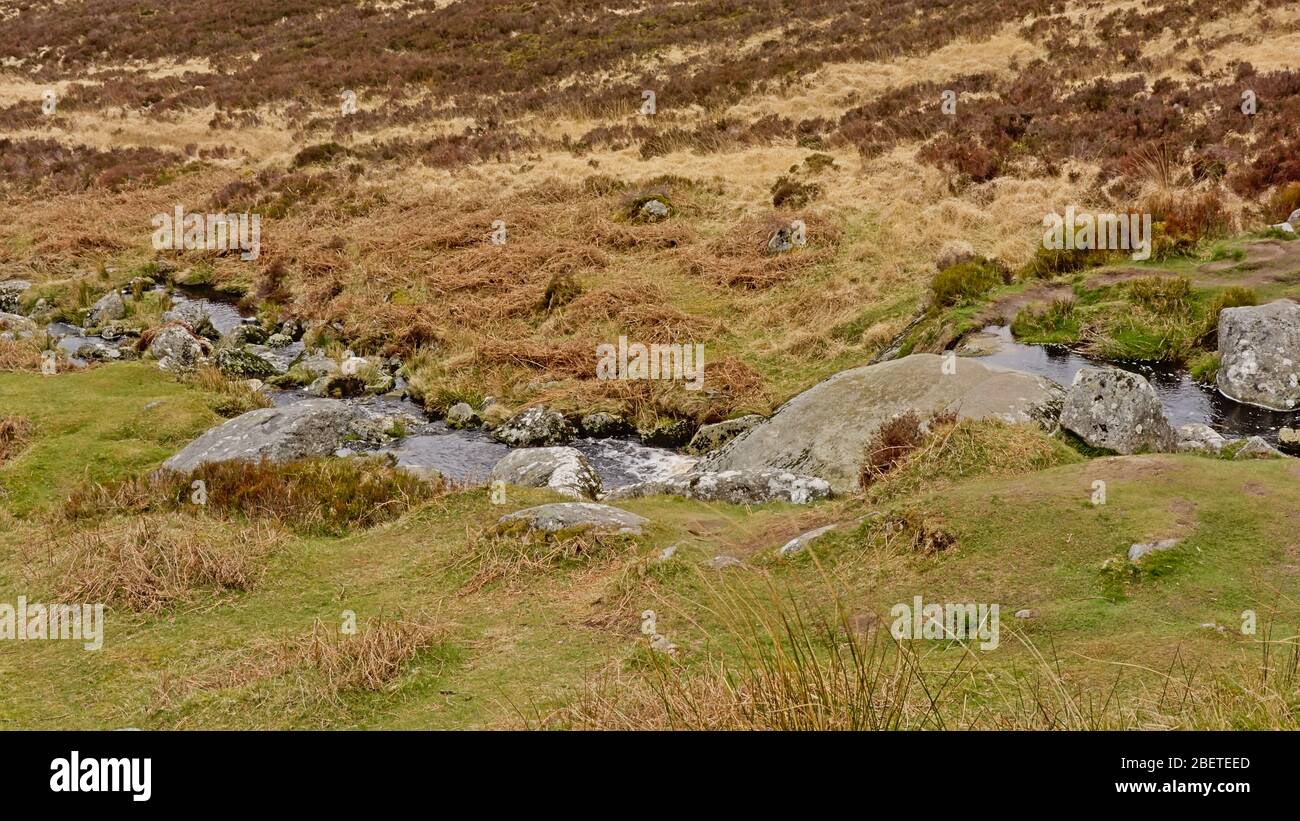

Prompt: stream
[{"left": 970, "top": 325, "right": 1300, "bottom": 442}]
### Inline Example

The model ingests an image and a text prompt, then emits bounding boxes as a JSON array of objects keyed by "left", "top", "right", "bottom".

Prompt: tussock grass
[
  {"left": 62, "top": 456, "right": 443, "bottom": 536},
  {"left": 186, "top": 364, "right": 272, "bottom": 417},
  {"left": 0, "top": 415, "right": 33, "bottom": 465},
  {"left": 452, "top": 526, "right": 638, "bottom": 594},
  {"left": 0, "top": 337, "right": 58, "bottom": 372},
  {"left": 867, "top": 418, "right": 1081, "bottom": 503},
  {"left": 52, "top": 513, "right": 282, "bottom": 613}
]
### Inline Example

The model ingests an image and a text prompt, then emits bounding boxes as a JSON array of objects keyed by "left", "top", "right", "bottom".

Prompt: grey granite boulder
[
  {"left": 701, "top": 354, "right": 1064, "bottom": 493},
  {"left": 497, "top": 502, "right": 649, "bottom": 536},
  {"left": 685, "top": 415, "right": 763, "bottom": 454},
  {"left": 162, "top": 399, "right": 364, "bottom": 472},
  {"left": 608, "top": 469, "right": 831, "bottom": 505},
  {"left": 0, "top": 279, "right": 29, "bottom": 313},
  {"left": 147, "top": 325, "right": 208, "bottom": 372},
  {"left": 1060, "top": 367, "right": 1176, "bottom": 454},
  {"left": 491, "top": 406, "right": 574, "bottom": 447},
  {"left": 84, "top": 290, "right": 127, "bottom": 327},
  {"left": 1217, "top": 299, "right": 1300, "bottom": 410},
  {"left": 489, "top": 447, "right": 602, "bottom": 500}
]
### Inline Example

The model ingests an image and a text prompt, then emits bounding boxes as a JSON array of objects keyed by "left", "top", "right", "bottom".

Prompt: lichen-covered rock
[
  {"left": 491, "top": 406, "right": 574, "bottom": 447},
  {"left": 1217, "top": 299, "right": 1300, "bottom": 411},
  {"left": 497, "top": 502, "right": 648, "bottom": 536},
  {"left": 608, "top": 469, "right": 832, "bottom": 505},
  {"left": 639, "top": 418, "right": 695, "bottom": 448},
  {"left": 685, "top": 415, "right": 763, "bottom": 454},
  {"left": 1231, "top": 435, "right": 1284, "bottom": 460},
  {"left": 1176, "top": 423, "right": 1228, "bottom": 454},
  {"left": 445, "top": 402, "right": 480, "bottom": 429},
  {"left": 580, "top": 412, "right": 632, "bottom": 438},
  {"left": 1128, "top": 538, "right": 1180, "bottom": 562},
  {"left": 1059, "top": 367, "right": 1176, "bottom": 454},
  {"left": 702, "top": 354, "right": 1064, "bottom": 493},
  {"left": 489, "top": 447, "right": 602, "bottom": 500},
  {"left": 147, "top": 325, "right": 208, "bottom": 373},
  {"left": 84, "top": 290, "right": 127, "bottom": 327},
  {"left": 0, "top": 311, "right": 37, "bottom": 338},
  {"left": 213, "top": 346, "right": 279, "bottom": 378},
  {"left": 0, "top": 279, "right": 30, "bottom": 313},
  {"left": 162, "top": 399, "right": 364, "bottom": 472}
]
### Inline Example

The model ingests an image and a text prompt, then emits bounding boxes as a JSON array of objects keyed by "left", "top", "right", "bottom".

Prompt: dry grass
[
  {"left": 0, "top": 338, "right": 58, "bottom": 373},
  {"left": 0, "top": 415, "right": 32, "bottom": 465},
  {"left": 452, "top": 526, "right": 638, "bottom": 594},
  {"left": 52, "top": 513, "right": 282, "bottom": 613}
]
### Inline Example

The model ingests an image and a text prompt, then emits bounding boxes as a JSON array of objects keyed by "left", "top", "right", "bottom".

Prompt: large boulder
[
  {"left": 497, "top": 502, "right": 649, "bottom": 536},
  {"left": 489, "top": 447, "right": 602, "bottom": 500},
  {"left": 0, "top": 311, "right": 37, "bottom": 338},
  {"left": 609, "top": 469, "right": 831, "bottom": 505},
  {"left": 700, "top": 354, "right": 1064, "bottom": 493},
  {"left": 212, "top": 346, "right": 279, "bottom": 378},
  {"left": 0, "top": 279, "right": 30, "bottom": 313},
  {"left": 1060, "top": 367, "right": 1176, "bottom": 454},
  {"left": 491, "top": 406, "right": 574, "bottom": 447},
  {"left": 1217, "top": 299, "right": 1300, "bottom": 410},
  {"left": 147, "top": 325, "right": 208, "bottom": 372},
  {"left": 685, "top": 415, "right": 763, "bottom": 454},
  {"left": 84, "top": 290, "right": 127, "bottom": 327},
  {"left": 162, "top": 400, "right": 363, "bottom": 472}
]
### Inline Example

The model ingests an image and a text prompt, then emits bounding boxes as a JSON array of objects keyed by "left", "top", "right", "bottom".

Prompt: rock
[
  {"left": 580, "top": 412, "right": 632, "bottom": 438},
  {"left": 97, "top": 321, "right": 139, "bottom": 342},
  {"left": 1270, "top": 222, "right": 1295, "bottom": 233},
  {"left": 701, "top": 354, "right": 1065, "bottom": 493},
  {"left": 224, "top": 325, "right": 268, "bottom": 346},
  {"left": 84, "top": 290, "right": 127, "bottom": 327},
  {"left": 935, "top": 240, "right": 976, "bottom": 272},
  {"left": 638, "top": 199, "right": 670, "bottom": 222},
  {"left": 364, "top": 370, "right": 396, "bottom": 395},
  {"left": 657, "top": 545, "right": 678, "bottom": 561},
  {"left": 1014, "top": 609, "right": 1033, "bottom": 619},
  {"left": 1059, "top": 367, "right": 1176, "bottom": 454},
  {"left": 497, "top": 502, "right": 649, "bottom": 536},
  {"left": 75, "top": 343, "right": 121, "bottom": 361},
  {"left": 1176, "top": 423, "right": 1228, "bottom": 454},
  {"left": 307, "top": 373, "right": 367, "bottom": 398},
  {"left": 479, "top": 403, "right": 511, "bottom": 430},
  {"left": 213, "top": 346, "right": 279, "bottom": 378},
  {"left": 245, "top": 379, "right": 265, "bottom": 392},
  {"left": 295, "top": 352, "right": 340, "bottom": 379},
  {"left": 1128, "top": 538, "right": 1180, "bottom": 563},
  {"left": 489, "top": 447, "right": 602, "bottom": 500},
  {"left": 767, "top": 226, "right": 795, "bottom": 254},
  {"left": 162, "top": 399, "right": 365, "bottom": 472},
  {"left": 609, "top": 469, "right": 832, "bottom": 505},
  {"left": 1232, "top": 435, "right": 1284, "bottom": 460},
  {"left": 147, "top": 325, "right": 208, "bottom": 373},
  {"left": 686, "top": 415, "right": 763, "bottom": 454},
  {"left": 491, "top": 406, "right": 574, "bottom": 447},
  {"left": 1217, "top": 300, "right": 1300, "bottom": 410},
  {"left": 639, "top": 418, "right": 695, "bottom": 448},
  {"left": 446, "top": 402, "right": 480, "bottom": 429},
  {"left": 1278, "top": 426, "right": 1300, "bottom": 455},
  {"left": 265, "top": 333, "right": 292, "bottom": 348},
  {"left": 163, "top": 301, "right": 210, "bottom": 330},
  {"left": 778, "top": 523, "right": 839, "bottom": 556},
  {"left": 0, "top": 311, "right": 37, "bottom": 338},
  {"left": 706, "top": 555, "right": 743, "bottom": 570},
  {"left": 0, "top": 279, "right": 30, "bottom": 313},
  {"left": 1289, "top": 208, "right": 1300, "bottom": 226}
]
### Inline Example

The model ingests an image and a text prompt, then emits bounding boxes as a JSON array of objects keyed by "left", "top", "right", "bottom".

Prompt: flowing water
[{"left": 972, "top": 325, "right": 1300, "bottom": 442}]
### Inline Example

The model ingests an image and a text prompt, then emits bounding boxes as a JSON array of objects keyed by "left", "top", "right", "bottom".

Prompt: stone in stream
[
  {"left": 1217, "top": 299, "right": 1300, "bottom": 411},
  {"left": 213, "top": 346, "right": 280, "bottom": 378},
  {"left": 608, "top": 469, "right": 831, "bottom": 505},
  {"left": 579, "top": 412, "right": 632, "bottom": 438},
  {"left": 146, "top": 325, "right": 209, "bottom": 373},
  {"left": 84, "top": 290, "right": 127, "bottom": 327},
  {"left": 489, "top": 447, "right": 602, "bottom": 500},
  {"left": 685, "top": 415, "right": 763, "bottom": 455},
  {"left": 446, "top": 402, "right": 480, "bottom": 429},
  {"left": 1176, "top": 423, "right": 1229, "bottom": 454},
  {"left": 497, "top": 502, "right": 649, "bottom": 536},
  {"left": 639, "top": 418, "right": 695, "bottom": 448},
  {"left": 162, "top": 399, "right": 366, "bottom": 472},
  {"left": 701, "top": 353, "right": 1065, "bottom": 494},
  {"left": 491, "top": 405, "right": 574, "bottom": 447},
  {"left": 1060, "top": 367, "right": 1176, "bottom": 454},
  {"left": 0, "top": 279, "right": 30, "bottom": 313}
]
